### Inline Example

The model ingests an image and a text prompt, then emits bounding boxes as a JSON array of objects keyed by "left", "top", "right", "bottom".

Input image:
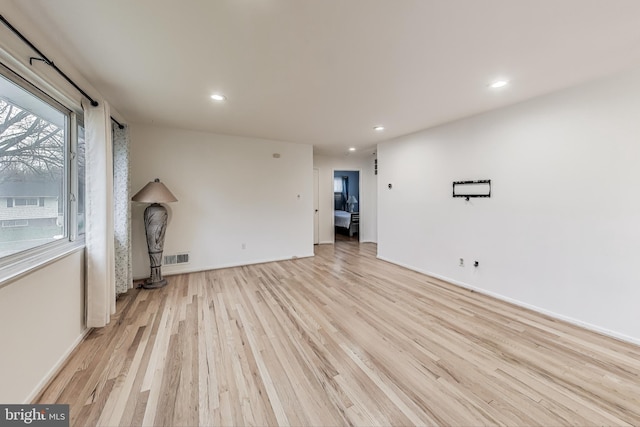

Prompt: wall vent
[{"left": 164, "top": 252, "right": 190, "bottom": 265}]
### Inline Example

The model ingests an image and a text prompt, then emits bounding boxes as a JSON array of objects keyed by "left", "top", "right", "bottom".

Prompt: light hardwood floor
[{"left": 37, "top": 242, "right": 640, "bottom": 426}]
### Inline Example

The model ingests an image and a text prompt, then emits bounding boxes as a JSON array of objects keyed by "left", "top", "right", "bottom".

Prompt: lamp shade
[
  {"left": 347, "top": 195, "right": 358, "bottom": 204},
  {"left": 131, "top": 179, "right": 177, "bottom": 203}
]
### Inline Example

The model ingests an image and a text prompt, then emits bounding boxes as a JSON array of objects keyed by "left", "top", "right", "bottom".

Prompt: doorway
[
  {"left": 313, "top": 168, "right": 319, "bottom": 244},
  {"left": 333, "top": 170, "right": 360, "bottom": 242}
]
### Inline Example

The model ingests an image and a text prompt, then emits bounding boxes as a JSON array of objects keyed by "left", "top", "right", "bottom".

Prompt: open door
[{"left": 333, "top": 170, "right": 360, "bottom": 242}]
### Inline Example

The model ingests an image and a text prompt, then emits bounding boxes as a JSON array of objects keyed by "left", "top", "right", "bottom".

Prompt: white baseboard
[
  {"left": 377, "top": 255, "right": 640, "bottom": 347},
  {"left": 134, "top": 253, "right": 316, "bottom": 280},
  {"left": 26, "top": 327, "right": 92, "bottom": 403}
]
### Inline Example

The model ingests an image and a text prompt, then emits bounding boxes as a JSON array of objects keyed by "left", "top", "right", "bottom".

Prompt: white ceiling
[{"left": 7, "top": 0, "right": 640, "bottom": 156}]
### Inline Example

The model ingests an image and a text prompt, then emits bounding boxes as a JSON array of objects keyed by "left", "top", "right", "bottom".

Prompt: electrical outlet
[
  {"left": 459, "top": 258, "right": 464, "bottom": 267},
  {"left": 474, "top": 261, "right": 479, "bottom": 267},
  {"left": 241, "top": 243, "right": 246, "bottom": 250}
]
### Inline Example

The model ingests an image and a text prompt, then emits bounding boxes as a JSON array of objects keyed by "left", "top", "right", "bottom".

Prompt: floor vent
[{"left": 164, "top": 252, "right": 190, "bottom": 265}]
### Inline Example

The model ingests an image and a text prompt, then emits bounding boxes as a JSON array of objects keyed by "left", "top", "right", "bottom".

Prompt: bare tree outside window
[
  {"left": 0, "top": 99, "right": 65, "bottom": 177},
  {"left": 0, "top": 95, "right": 66, "bottom": 257}
]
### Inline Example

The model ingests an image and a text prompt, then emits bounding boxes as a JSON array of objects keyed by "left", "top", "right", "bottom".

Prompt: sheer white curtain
[
  {"left": 113, "top": 125, "right": 132, "bottom": 295},
  {"left": 83, "top": 100, "right": 116, "bottom": 328}
]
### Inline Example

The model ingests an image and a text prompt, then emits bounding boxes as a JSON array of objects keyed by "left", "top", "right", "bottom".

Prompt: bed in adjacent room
[{"left": 334, "top": 210, "right": 359, "bottom": 237}]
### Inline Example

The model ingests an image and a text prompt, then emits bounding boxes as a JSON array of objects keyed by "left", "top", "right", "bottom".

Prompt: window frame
[{"left": 0, "top": 63, "right": 85, "bottom": 287}]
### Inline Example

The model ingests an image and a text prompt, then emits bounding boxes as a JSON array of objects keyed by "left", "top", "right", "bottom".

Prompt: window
[
  {"left": 0, "top": 69, "right": 83, "bottom": 262},
  {"left": 2, "top": 220, "right": 28, "bottom": 228},
  {"left": 14, "top": 198, "right": 38, "bottom": 206}
]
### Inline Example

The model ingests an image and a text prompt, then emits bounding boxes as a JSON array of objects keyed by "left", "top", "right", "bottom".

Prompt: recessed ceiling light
[
  {"left": 373, "top": 126, "right": 385, "bottom": 131},
  {"left": 211, "top": 94, "right": 227, "bottom": 101},
  {"left": 489, "top": 80, "right": 509, "bottom": 89},
  {"left": 349, "top": 147, "right": 356, "bottom": 152}
]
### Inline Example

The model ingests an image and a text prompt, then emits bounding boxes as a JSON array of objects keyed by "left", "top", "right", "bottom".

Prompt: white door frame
[{"left": 313, "top": 168, "right": 319, "bottom": 244}]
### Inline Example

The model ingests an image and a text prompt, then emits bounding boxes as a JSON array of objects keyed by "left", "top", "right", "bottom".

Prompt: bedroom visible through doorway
[{"left": 333, "top": 170, "right": 360, "bottom": 242}]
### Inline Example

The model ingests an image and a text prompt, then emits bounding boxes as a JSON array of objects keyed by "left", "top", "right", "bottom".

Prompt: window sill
[{"left": 0, "top": 240, "right": 85, "bottom": 290}]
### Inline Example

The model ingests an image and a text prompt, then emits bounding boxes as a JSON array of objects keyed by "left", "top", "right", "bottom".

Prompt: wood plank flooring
[{"left": 37, "top": 242, "right": 640, "bottom": 426}]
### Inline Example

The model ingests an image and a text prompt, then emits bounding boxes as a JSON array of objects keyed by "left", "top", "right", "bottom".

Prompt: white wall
[
  {"left": 130, "top": 124, "right": 314, "bottom": 278},
  {"left": 378, "top": 66, "right": 640, "bottom": 344},
  {"left": 0, "top": 251, "right": 85, "bottom": 403},
  {"left": 313, "top": 153, "right": 377, "bottom": 244}
]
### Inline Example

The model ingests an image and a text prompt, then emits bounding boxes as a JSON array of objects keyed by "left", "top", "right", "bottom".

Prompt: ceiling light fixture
[
  {"left": 210, "top": 94, "right": 227, "bottom": 101},
  {"left": 373, "top": 126, "right": 385, "bottom": 131},
  {"left": 489, "top": 80, "right": 509, "bottom": 89},
  {"left": 349, "top": 147, "right": 356, "bottom": 152}
]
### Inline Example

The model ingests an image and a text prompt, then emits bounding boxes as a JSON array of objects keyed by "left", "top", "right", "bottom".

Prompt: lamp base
[
  {"left": 143, "top": 203, "right": 168, "bottom": 290},
  {"left": 142, "top": 278, "right": 167, "bottom": 289}
]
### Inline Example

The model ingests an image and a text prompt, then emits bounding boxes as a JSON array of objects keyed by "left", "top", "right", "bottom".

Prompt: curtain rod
[
  {"left": 0, "top": 14, "right": 125, "bottom": 129},
  {"left": 111, "top": 116, "right": 125, "bottom": 129}
]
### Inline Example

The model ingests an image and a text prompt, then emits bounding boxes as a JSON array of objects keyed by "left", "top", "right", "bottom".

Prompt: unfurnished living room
[{"left": 1, "top": 1, "right": 640, "bottom": 426}]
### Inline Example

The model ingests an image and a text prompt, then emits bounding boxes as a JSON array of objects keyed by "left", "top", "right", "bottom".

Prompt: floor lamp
[{"left": 132, "top": 178, "right": 177, "bottom": 289}]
